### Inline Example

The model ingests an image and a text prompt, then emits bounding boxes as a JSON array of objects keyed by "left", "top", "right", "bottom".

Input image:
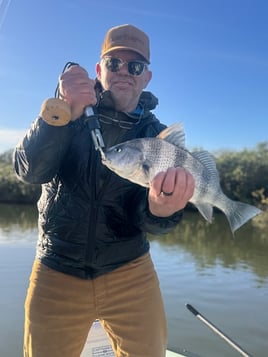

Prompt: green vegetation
[
  {"left": 215, "top": 142, "right": 268, "bottom": 209},
  {"left": 0, "top": 149, "right": 41, "bottom": 204}
]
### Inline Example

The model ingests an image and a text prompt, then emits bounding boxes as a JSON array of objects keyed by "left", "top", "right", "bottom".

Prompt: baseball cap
[{"left": 101, "top": 24, "right": 150, "bottom": 63}]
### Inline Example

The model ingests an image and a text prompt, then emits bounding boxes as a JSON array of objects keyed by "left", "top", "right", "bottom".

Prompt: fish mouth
[
  {"left": 101, "top": 155, "right": 113, "bottom": 169},
  {"left": 99, "top": 147, "right": 107, "bottom": 162},
  {"left": 101, "top": 154, "right": 121, "bottom": 173},
  {"left": 101, "top": 156, "right": 108, "bottom": 164}
]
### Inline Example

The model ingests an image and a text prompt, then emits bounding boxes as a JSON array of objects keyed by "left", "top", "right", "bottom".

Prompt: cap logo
[{"left": 112, "top": 34, "right": 145, "bottom": 46}]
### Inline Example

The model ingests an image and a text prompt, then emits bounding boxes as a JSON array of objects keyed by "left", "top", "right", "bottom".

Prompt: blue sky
[{"left": 0, "top": 0, "right": 267, "bottom": 154}]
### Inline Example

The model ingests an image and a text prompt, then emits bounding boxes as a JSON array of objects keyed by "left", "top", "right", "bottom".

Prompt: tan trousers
[{"left": 24, "top": 253, "right": 167, "bottom": 357}]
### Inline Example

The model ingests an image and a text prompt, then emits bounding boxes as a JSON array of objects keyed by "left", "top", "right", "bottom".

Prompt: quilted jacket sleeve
[
  {"left": 145, "top": 203, "right": 183, "bottom": 235},
  {"left": 13, "top": 117, "right": 72, "bottom": 184}
]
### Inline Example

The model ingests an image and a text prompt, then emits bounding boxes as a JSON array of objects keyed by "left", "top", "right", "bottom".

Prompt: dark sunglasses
[{"left": 102, "top": 57, "right": 148, "bottom": 76}]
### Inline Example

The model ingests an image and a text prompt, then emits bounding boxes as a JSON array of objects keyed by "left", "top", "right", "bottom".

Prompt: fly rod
[{"left": 186, "top": 304, "right": 252, "bottom": 357}]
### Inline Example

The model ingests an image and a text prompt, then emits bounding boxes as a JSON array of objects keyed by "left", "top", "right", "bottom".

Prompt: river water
[{"left": 0, "top": 203, "right": 267, "bottom": 357}]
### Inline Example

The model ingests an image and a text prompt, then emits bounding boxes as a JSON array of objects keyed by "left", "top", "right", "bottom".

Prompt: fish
[{"left": 101, "top": 122, "right": 262, "bottom": 234}]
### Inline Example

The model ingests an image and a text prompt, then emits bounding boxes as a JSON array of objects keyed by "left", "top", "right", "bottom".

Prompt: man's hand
[
  {"left": 148, "top": 167, "right": 195, "bottom": 217},
  {"left": 58, "top": 65, "right": 97, "bottom": 120}
]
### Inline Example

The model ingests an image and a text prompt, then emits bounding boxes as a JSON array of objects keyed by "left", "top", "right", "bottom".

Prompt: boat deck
[{"left": 81, "top": 320, "right": 199, "bottom": 357}]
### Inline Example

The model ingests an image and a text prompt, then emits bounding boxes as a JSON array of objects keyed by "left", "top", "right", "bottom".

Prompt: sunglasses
[{"left": 102, "top": 57, "right": 148, "bottom": 76}]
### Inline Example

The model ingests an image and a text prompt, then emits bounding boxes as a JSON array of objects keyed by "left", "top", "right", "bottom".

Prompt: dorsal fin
[
  {"left": 157, "top": 122, "right": 185, "bottom": 148},
  {"left": 192, "top": 151, "right": 219, "bottom": 180}
]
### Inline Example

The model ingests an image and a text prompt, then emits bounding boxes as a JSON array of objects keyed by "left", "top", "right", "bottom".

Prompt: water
[{"left": 0, "top": 204, "right": 267, "bottom": 357}]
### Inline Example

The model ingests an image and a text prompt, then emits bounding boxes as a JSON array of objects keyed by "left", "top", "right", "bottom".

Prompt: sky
[{"left": 0, "top": 0, "right": 267, "bottom": 154}]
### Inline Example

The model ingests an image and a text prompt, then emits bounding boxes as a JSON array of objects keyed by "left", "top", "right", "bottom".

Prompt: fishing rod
[{"left": 186, "top": 304, "right": 252, "bottom": 357}]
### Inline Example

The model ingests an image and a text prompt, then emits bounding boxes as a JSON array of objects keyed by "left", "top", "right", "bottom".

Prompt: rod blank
[{"left": 186, "top": 304, "right": 252, "bottom": 357}]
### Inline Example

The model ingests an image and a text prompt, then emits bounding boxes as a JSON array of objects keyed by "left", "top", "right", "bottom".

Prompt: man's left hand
[{"left": 148, "top": 167, "right": 195, "bottom": 217}]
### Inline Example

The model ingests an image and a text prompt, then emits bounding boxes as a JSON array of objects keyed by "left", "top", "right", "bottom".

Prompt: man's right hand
[{"left": 58, "top": 65, "right": 97, "bottom": 120}]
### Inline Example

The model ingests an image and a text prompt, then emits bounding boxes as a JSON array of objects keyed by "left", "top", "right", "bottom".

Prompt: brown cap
[{"left": 101, "top": 24, "right": 150, "bottom": 63}]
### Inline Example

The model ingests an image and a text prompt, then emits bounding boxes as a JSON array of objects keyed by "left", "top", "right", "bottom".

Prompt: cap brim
[{"left": 101, "top": 46, "right": 150, "bottom": 64}]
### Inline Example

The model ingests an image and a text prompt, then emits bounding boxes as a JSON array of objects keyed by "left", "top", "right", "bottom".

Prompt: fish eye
[{"left": 115, "top": 147, "right": 122, "bottom": 153}]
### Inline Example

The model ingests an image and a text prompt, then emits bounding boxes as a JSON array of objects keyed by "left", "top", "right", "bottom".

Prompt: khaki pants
[{"left": 24, "top": 253, "right": 167, "bottom": 357}]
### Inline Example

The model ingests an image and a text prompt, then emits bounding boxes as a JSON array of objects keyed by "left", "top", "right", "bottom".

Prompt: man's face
[{"left": 96, "top": 50, "right": 152, "bottom": 112}]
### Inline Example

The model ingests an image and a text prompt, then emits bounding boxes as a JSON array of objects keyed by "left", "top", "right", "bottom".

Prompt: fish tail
[{"left": 221, "top": 198, "right": 262, "bottom": 235}]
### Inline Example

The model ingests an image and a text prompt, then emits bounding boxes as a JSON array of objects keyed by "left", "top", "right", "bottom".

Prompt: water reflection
[
  {"left": 0, "top": 203, "right": 38, "bottom": 244},
  {"left": 0, "top": 203, "right": 37, "bottom": 228},
  {"left": 150, "top": 211, "right": 268, "bottom": 282}
]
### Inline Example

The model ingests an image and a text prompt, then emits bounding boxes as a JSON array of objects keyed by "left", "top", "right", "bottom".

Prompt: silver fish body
[{"left": 102, "top": 123, "right": 262, "bottom": 234}]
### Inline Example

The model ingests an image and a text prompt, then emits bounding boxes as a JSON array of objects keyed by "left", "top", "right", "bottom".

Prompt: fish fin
[
  {"left": 221, "top": 200, "right": 262, "bottom": 235},
  {"left": 194, "top": 202, "right": 214, "bottom": 223},
  {"left": 192, "top": 151, "right": 219, "bottom": 180},
  {"left": 157, "top": 122, "right": 186, "bottom": 148}
]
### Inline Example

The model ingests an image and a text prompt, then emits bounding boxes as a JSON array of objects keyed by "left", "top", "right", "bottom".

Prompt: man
[{"left": 14, "top": 24, "right": 194, "bottom": 357}]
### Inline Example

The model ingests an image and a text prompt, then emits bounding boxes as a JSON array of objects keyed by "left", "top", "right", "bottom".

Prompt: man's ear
[{"left": 143, "top": 70, "right": 152, "bottom": 89}]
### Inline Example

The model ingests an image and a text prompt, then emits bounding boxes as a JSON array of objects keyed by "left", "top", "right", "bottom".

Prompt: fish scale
[
  {"left": 143, "top": 139, "right": 211, "bottom": 202},
  {"left": 142, "top": 139, "right": 179, "bottom": 172}
]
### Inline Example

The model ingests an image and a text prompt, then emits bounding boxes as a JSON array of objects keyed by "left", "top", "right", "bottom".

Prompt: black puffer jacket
[{"left": 14, "top": 89, "right": 183, "bottom": 279}]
